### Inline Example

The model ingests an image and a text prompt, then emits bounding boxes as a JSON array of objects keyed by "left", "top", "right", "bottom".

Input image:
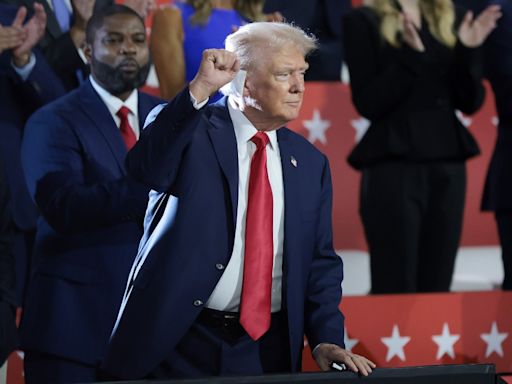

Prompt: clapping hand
[
  {"left": 0, "top": 21, "right": 25, "bottom": 56},
  {"left": 0, "top": 3, "right": 47, "bottom": 66},
  {"left": 401, "top": 11, "right": 425, "bottom": 52},
  {"left": 458, "top": 4, "right": 502, "bottom": 48},
  {"left": 12, "top": 3, "right": 47, "bottom": 65}
]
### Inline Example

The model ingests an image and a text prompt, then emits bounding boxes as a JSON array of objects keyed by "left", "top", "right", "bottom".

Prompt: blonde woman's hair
[
  {"left": 368, "top": 0, "right": 457, "bottom": 48},
  {"left": 187, "top": 0, "right": 265, "bottom": 25}
]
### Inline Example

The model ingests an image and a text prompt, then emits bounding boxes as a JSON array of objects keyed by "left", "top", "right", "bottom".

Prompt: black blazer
[{"left": 343, "top": 5, "right": 484, "bottom": 170}]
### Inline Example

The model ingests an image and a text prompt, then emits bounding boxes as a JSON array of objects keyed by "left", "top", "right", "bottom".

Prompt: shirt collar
[
  {"left": 89, "top": 76, "right": 139, "bottom": 120},
  {"left": 227, "top": 96, "right": 278, "bottom": 150}
]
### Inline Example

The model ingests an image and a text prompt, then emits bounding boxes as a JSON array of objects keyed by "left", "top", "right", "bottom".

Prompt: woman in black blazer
[{"left": 343, "top": 0, "right": 501, "bottom": 293}]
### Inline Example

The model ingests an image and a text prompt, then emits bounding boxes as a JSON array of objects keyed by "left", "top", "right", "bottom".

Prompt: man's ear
[
  {"left": 243, "top": 76, "right": 251, "bottom": 97},
  {"left": 83, "top": 43, "right": 93, "bottom": 65}
]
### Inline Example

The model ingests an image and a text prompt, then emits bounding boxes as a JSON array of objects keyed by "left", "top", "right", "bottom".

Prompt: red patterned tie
[
  {"left": 116, "top": 106, "right": 137, "bottom": 150},
  {"left": 240, "top": 131, "right": 274, "bottom": 341}
]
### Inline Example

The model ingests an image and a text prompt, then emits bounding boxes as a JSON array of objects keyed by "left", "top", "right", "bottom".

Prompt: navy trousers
[{"left": 148, "top": 309, "right": 291, "bottom": 379}]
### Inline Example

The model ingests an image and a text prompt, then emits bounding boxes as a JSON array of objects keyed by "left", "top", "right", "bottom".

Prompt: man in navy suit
[
  {"left": 0, "top": 2, "right": 65, "bottom": 305},
  {"left": 102, "top": 22, "right": 375, "bottom": 380},
  {"left": 20, "top": 4, "right": 161, "bottom": 383}
]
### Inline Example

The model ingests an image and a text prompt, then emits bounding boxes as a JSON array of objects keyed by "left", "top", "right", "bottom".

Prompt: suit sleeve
[
  {"left": 126, "top": 87, "right": 203, "bottom": 192},
  {"left": 448, "top": 35, "right": 485, "bottom": 114},
  {"left": 304, "top": 155, "right": 345, "bottom": 350},
  {"left": 343, "top": 8, "right": 427, "bottom": 121},
  {"left": 22, "top": 108, "right": 149, "bottom": 234},
  {"left": 0, "top": 158, "right": 17, "bottom": 366}
]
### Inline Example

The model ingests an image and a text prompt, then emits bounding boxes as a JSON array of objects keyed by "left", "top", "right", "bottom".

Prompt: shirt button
[
  {"left": 193, "top": 300, "right": 203, "bottom": 307},
  {"left": 215, "top": 263, "right": 225, "bottom": 270}
]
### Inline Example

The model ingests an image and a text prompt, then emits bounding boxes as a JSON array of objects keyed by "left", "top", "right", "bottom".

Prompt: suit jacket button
[
  {"left": 193, "top": 300, "right": 203, "bottom": 307},
  {"left": 215, "top": 263, "right": 225, "bottom": 270}
]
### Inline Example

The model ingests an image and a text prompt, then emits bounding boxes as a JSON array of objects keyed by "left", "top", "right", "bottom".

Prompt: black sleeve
[
  {"left": 446, "top": 5, "right": 485, "bottom": 114},
  {"left": 448, "top": 41, "right": 485, "bottom": 114}
]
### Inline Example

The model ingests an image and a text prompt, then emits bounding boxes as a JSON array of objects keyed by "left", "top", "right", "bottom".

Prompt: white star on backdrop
[
  {"left": 432, "top": 323, "right": 460, "bottom": 360},
  {"left": 455, "top": 110, "right": 473, "bottom": 128},
  {"left": 481, "top": 321, "right": 508, "bottom": 358},
  {"left": 303, "top": 109, "right": 330, "bottom": 145},
  {"left": 381, "top": 325, "right": 411, "bottom": 362},
  {"left": 350, "top": 117, "right": 370, "bottom": 143},
  {"left": 344, "top": 327, "right": 359, "bottom": 352},
  {"left": 492, "top": 116, "right": 499, "bottom": 126}
]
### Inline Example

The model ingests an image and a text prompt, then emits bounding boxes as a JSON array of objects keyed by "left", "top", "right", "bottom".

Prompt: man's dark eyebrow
[
  {"left": 104, "top": 31, "right": 123, "bottom": 37},
  {"left": 104, "top": 30, "right": 145, "bottom": 36}
]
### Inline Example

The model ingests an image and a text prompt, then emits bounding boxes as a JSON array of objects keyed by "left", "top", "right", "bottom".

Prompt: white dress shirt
[
  {"left": 206, "top": 96, "right": 285, "bottom": 313},
  {"left": 89, "top": 76, "right": 140, "bottom": 138}
]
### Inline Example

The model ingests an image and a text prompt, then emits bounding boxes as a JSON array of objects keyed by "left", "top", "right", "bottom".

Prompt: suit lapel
[
  {"left": 277, "top": 127, "right": 301, "bottom": 231},
  {"left": 277, "top": 128, "right": 301, "bottom": 303},
  {"left": 207, "top": 102, "right": 239, "bottom": 228},
  {"left": 137, "top": 93, "right": 158, "bottom": 129},
  {"left": 78, "top": 81, "right": 127, "bottom": 172}
]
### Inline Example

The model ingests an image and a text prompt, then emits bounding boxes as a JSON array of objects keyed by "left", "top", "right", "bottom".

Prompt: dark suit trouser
[
  {"left": 24, "top": 351, "right": 97, "bottom": 384},
  {"left": 148, "top": 310, "right": 291, "bottom": 379},
  {"left": 360, "top": 160, "right": 466, "bottom": 293},
  {"left": 496, "top": 211, "right": 512, "bottom": 290}
]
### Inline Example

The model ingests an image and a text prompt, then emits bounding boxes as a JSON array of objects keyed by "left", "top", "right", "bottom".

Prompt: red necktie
[
  {"left": 116, "top": 106, "right": 137, "bottom": 150},
  {"left": 240, "top": 132, "right": 274, "bottom": 341}
]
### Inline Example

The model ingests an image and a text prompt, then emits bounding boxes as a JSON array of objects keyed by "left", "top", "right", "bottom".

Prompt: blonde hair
[
  {"left": 368, "top": 0, "right": 456, "bottom": 48},
  {"left": 187, "top": 0, "right": 265, "bottom": 25}
]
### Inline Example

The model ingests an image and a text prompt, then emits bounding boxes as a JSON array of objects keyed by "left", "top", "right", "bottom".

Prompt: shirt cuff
[
  {"left": 189, "top": 91, "right": 209, "bottom": 110},
  {"left": 11, "top": 52, "right": 36, "bottom": 81}
]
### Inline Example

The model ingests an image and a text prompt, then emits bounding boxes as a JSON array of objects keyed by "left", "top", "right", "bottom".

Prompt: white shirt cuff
[
  {"left": 12, "top": 52, "right": 36, "bottom": 81},
  {"left": 189, "top": 91, "right": 209, "bottom": 110}
]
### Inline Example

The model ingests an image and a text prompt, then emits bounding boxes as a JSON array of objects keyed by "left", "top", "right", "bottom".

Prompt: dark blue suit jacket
[
  {"left": 480, "top": 0, "right": 512, "bottom": 210},
  {"left": 102, "top": 89, "right": 345, "bottom": 378},
  {"left": 19, "top": 80, "right": 161, "bottom": 365}
]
